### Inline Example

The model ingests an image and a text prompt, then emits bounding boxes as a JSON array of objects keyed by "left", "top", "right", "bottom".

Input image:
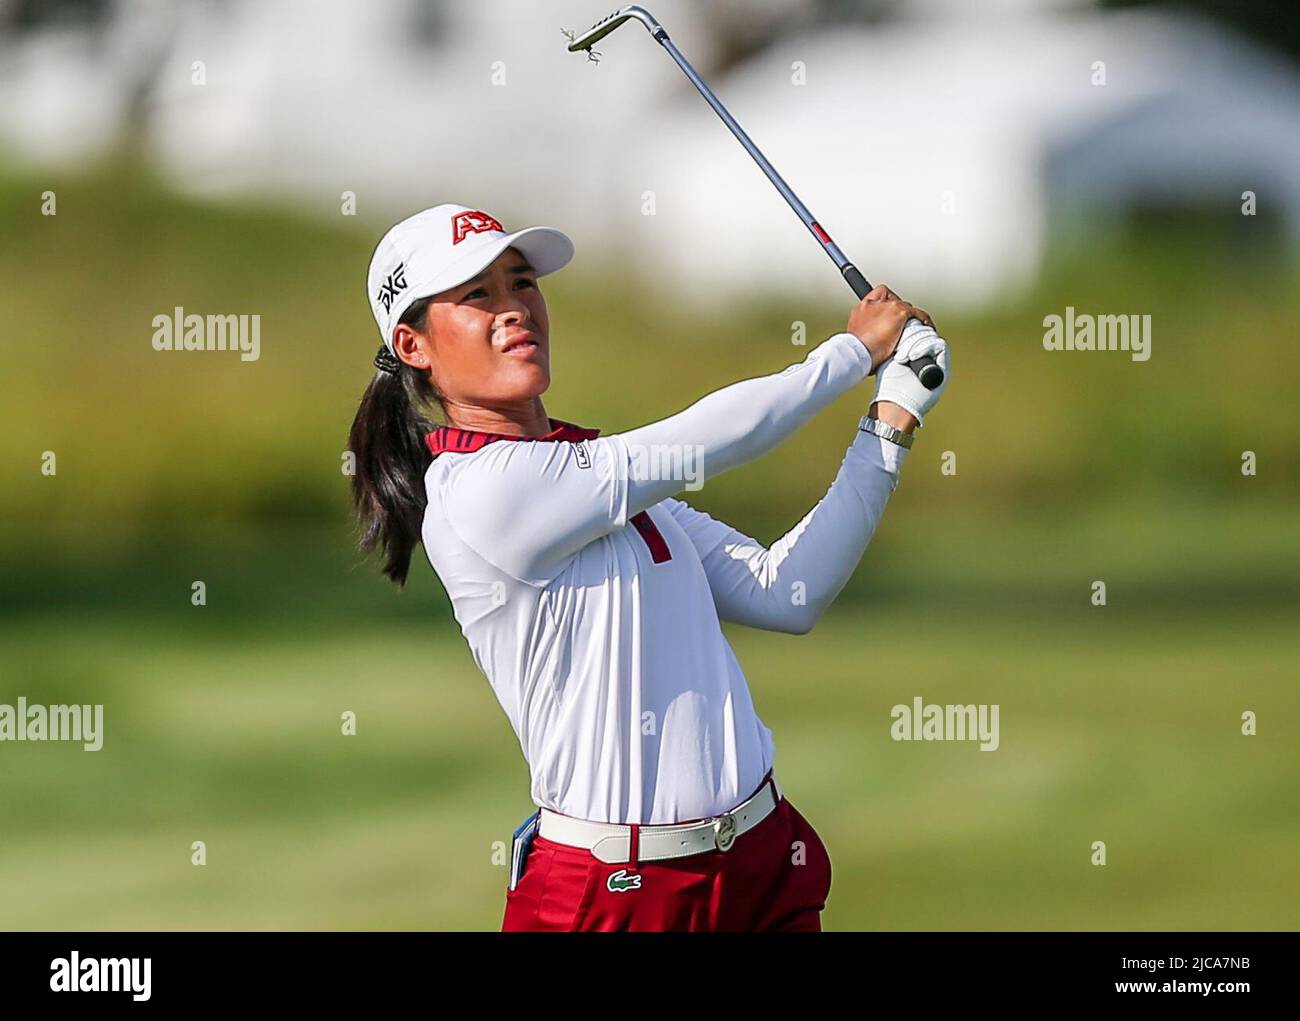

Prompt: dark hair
[{"left": 348, "top": 297, "right": 444, "bottom": 586}]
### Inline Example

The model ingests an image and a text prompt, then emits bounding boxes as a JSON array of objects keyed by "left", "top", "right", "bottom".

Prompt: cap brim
[
  {"left": 415, "top": 227, "right": 573, "bottom": 304},
  {"left": 498, "top": 225, "right": 575, "bottom": 278}
]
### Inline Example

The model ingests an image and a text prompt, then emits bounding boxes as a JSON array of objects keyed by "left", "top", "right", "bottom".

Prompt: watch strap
[{"left": 858, "top": 414, "right": 914, "bottom": 449}]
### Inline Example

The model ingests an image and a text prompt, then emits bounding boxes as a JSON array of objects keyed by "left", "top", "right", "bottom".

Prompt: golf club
[{"left": 565, "top": 4, "right": 945, "bottom": 390}]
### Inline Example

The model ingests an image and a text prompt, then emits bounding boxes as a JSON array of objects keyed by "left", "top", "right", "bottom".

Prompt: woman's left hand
[{"left": 870, "top": 318, "right": 951, "bottom": 429}]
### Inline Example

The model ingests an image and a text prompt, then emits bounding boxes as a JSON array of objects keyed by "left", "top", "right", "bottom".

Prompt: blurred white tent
[
  {"left": 627, "top": 6, "right": 1300, "bottom": 308},
  {"left": 1, "top": 0, "right": 1297, "bottom": 309}
]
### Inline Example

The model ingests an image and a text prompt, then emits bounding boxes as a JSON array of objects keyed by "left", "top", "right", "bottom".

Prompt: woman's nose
[{"left": 493, "top": 278, "right": 534, "bottom": 322}]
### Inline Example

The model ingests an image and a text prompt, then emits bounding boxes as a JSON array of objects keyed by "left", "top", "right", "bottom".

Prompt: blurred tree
[
  {"left": 0, "top": 0, "right": 183, "bottom": 157},
  {"left": 1105, "top": 0, "right": 1300, "bottom": 60},
  {"left": 2, "top": 0, "right": 110, "bottom": 30}
]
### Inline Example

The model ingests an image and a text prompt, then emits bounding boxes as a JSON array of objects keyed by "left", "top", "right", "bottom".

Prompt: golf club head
[{"left": 566, "top": 5, "right": 666, "bottom": 52}]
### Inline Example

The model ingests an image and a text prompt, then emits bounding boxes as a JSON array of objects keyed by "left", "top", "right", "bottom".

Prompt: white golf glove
[{"left": 872, "top": 318, "right": 951, "bottom": 426}]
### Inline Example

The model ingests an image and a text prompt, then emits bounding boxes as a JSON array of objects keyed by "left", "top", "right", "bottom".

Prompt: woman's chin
[{"left": 500, "top": 364, "right": 550, "bottom": 398}]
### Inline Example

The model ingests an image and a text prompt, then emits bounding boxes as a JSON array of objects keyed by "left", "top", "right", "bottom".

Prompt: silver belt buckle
[{"left": 712, "top": 812, "right": 738, "bottom": 852}]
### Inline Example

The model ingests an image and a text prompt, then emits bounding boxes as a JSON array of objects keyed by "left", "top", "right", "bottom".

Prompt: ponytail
[{"left": 348, "top": 298, "right": 442, "bottom": 586}]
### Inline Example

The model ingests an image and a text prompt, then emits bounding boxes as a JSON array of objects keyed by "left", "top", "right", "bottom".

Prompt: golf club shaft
[{"left": 648, "top": 29, "right": 943, "bottom": 388}]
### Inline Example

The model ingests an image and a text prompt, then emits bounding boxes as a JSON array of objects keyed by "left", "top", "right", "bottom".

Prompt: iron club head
[{"left": 564, "top": 5, "right": 667, "bottom": 53}]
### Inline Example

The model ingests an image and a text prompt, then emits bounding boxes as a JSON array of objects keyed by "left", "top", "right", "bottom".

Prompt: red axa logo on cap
[{"left": 451, "top": 210, "right": 505, "bottom": 245}]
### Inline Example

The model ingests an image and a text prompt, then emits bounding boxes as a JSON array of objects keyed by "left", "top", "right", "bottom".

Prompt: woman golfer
[{"left": 349, "top": 203, "right": 949, "bottom": 931}]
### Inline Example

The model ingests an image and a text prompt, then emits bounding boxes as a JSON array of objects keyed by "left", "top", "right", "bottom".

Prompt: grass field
[{"left": 1, "top": 497, "right": 1295, "bottom": 931}]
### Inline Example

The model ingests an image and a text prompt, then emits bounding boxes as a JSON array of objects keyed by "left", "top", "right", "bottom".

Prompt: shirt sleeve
[
  {"left": 664, "top": 429, "right": 909, "bottom": 634},
  {"left": 440, "top": 332, "right": 873, "bottom": 586}
]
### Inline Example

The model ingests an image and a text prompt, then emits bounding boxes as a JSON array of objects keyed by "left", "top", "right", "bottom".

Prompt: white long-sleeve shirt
[{"left": 419, "top": 331, "right": 909, "bottom": 824}]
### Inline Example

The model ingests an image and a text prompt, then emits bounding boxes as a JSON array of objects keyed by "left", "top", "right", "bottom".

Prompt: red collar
[{"left": 425, "top": 417, "right": 601, "bottom": 457}]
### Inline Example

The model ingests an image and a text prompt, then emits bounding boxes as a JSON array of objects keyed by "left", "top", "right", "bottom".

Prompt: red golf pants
[{"left": 501, "top": 791, "right": 833, "bottom": 932}]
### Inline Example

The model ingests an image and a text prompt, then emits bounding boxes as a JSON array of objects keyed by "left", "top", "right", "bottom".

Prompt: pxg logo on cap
[{"left": 375, "top": 262, "right": 408, "bottom": 315}]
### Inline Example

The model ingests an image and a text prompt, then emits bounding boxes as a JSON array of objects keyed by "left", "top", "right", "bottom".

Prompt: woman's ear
[{"left": 391, "top": 323, "right": 431, "bottom": 370}]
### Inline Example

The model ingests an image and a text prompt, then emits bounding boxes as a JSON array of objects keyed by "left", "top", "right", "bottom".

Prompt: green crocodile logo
[{"left": 606, "top": 869, "right": 643, "bottom": 893}]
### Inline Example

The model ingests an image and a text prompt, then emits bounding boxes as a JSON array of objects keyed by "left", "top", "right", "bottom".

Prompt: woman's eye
[{"left": 464, "top": 279, "right": 533, "bottom": 301}]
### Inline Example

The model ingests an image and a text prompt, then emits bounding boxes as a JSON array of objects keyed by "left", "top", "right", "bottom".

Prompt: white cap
[{"left": 367, "top": 203, "right": 575, "bottom": 352}]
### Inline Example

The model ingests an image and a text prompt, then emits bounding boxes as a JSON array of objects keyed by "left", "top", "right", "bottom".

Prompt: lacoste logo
[
  {"left": 574, "top": 442, "right": 591, "bottom": 469},
  {"left": 375, "top": 262, "right": 408, "bottom": 314},
  {"left": 606, "top": 869, "right": 642, "bottom": 893}
]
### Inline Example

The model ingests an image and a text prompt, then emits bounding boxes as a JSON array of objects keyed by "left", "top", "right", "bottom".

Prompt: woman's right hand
[{"left": 846, "top": 284, "right": 932, "bottom": 373}]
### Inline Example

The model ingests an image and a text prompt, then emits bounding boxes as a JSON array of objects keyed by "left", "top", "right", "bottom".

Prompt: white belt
[{"left": 538, "top": 775, "right": 783, "bottom": 865}]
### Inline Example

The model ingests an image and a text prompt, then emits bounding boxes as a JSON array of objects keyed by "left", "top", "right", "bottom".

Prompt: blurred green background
[{"left": 1, "top": 162, "right": 1296, "bottom": 930}]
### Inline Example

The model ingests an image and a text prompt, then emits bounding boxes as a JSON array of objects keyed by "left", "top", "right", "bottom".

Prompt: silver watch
[{"left": 858, "top": 415, "right": 914, "bottom": 449}]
